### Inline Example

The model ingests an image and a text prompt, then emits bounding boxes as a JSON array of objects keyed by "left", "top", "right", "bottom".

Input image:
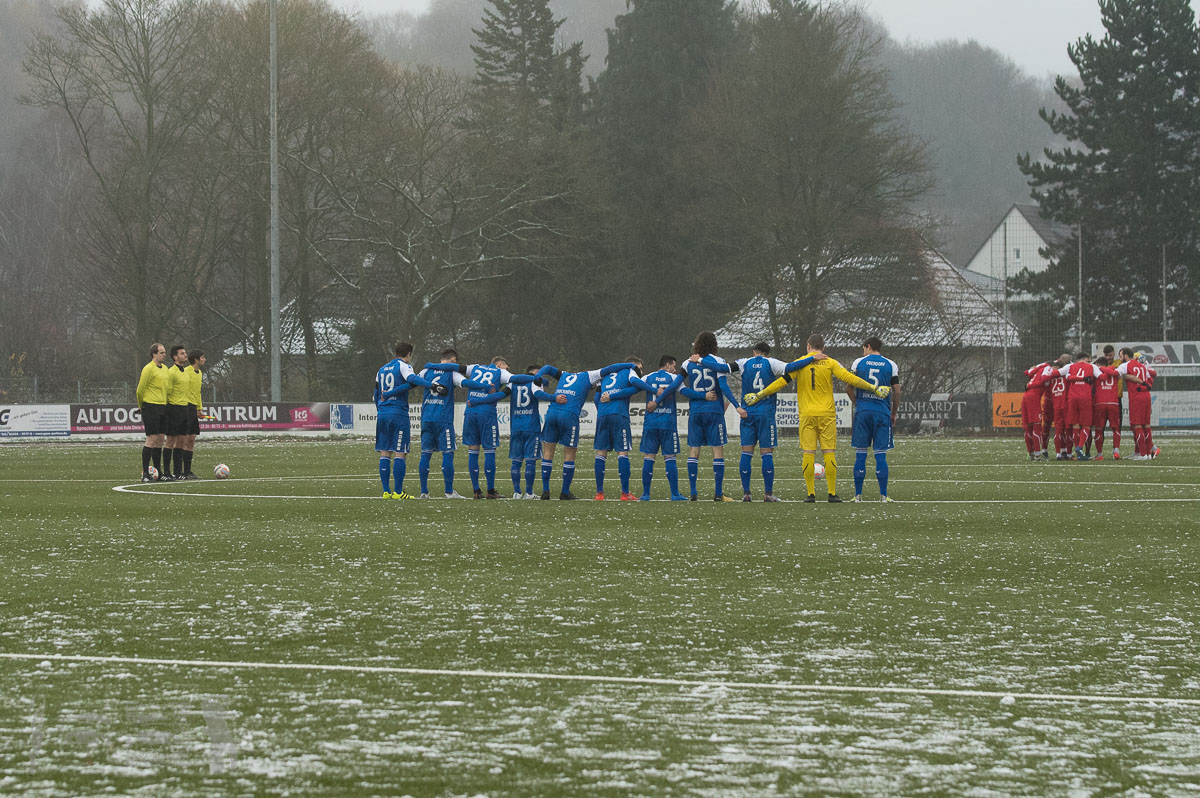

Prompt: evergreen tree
[{"left": 1017, "top": 0, "right": 1200, "bottom": 342}]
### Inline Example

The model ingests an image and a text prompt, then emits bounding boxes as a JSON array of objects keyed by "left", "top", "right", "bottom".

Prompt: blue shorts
[
  {"left": 687, "top": 411, "right": 727, "bottom": 448},
  {"left": 541, "top": 410, "right": 580, "bottom": 448},
  {"left": 420, "top": 421, "right": 456, "bottom": 453},
  {"left": 594, "top": 415, "right": 632, "bottom": 452},
  {"left": 639, "top": 427, "right": 680, "bottom": 456},
  {"left": 509, "top": 430, "right": 540, "bottom": 461},
  {"left": 851, "top": 411, "right": 893, "bottom": 451},
  {"left": 375, "top": 411, "right": 410, "bottom": 454},
  {"left": 739, "top": 414, "right": 777, "bottom": 449},
  {"left": 462, "top": 413, "right": 500, "bottom": 449}
]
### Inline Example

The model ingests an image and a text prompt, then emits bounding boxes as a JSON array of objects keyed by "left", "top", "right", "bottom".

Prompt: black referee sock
[
  {"left": 174, "top": 448, "right": 185, "bottom": 476},
  {"left": 183, "top": 450, "right": 193, "bottom": 474},
  {"left": 152, "top": 447, "right": 163, "bottom": 472},
  {"left": 142, "top": 446, "right": 153, "bottom": 474}
]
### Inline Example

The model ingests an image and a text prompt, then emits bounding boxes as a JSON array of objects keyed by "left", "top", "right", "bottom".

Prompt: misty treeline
[{"left": 0, "top": 0, "right": 1061, "bottom": 399}]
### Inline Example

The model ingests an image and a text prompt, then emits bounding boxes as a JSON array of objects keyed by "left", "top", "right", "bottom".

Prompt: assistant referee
[{"left": 136, "top": 343, "right": 170, "bottom": 481}]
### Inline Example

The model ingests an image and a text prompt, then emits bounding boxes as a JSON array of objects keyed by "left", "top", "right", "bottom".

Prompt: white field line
[{"left": 2, "top": 652, "right": 1198, "bottom": 709}]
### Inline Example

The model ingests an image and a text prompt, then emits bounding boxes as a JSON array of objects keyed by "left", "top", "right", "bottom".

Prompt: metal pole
[
  {"left": 1162, "top": 244, "right": 1168, "bottom": 340},
  {"left": 269, "top": 0, "right": 282, "bottom": 402},
  {"left": 1002, "top": 219, "right": 1008, "bottom": 387},
  {"left": 1077, "top": 224, "right": 1083, "bottom": 348}
]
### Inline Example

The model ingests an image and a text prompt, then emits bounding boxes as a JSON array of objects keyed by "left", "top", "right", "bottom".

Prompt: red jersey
[
  {"left": 1059, "top": 362, "right": 1116, "bottom": 400},
  {"left": 1049, "top": 372, "right": 1068, "bottom": 405},
  {"left": 1118, "top": 360, "right": 1153, "bottom": 397},
  {"left": 1093, "top": 368, "right": 1121, "bottom": 404},
  {"left": 1024, "top": 362, "right": 1057, "bottom": 396}
]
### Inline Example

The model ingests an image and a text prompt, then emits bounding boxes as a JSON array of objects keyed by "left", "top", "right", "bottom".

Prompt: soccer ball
[
  {"left": 147, "top": 465, "right": 159, "bottom": 480},
  {"left": 813, "top": 462, "right": 826, "bottom": 479},
  {"left": 213, "top": 463, "right": 230, "bottom": 479}
]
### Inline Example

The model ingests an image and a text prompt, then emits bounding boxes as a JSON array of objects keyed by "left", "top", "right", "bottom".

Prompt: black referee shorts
[
  {"left": 141, "top": 403, "right": 168, "bottom": 436},
  {"left": 186, "top": 404, "right": 201, "bottom": 436},
  {"left": 166, "top": 404, "right": 190, "bottom": 436}
]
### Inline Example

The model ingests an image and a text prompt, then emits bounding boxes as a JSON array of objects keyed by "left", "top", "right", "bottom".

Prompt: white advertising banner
[
  {"left": 0, "top": 405, "right": 71, "bottom": 438},
  {"left": 1092, "top": 341, "right": 1200, "bottom": 376},
  {"left": 1152, "top": 392, "right": 1200, "bottom": 427}
]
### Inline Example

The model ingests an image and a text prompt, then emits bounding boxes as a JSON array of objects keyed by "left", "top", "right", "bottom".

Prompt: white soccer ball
[
  {"left": 147, "top": 465, "right": 159, "bottom": 480},
  {"left": 813, "top": 462, "right": 826, "bottom": 479},
  {"left": 213, "top": 463, "right": 230, "bottom": 479}
]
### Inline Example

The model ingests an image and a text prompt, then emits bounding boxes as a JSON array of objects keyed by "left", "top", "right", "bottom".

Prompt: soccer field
[{"left": 2, "top": 437, "right": 1199, "bottom": 796}]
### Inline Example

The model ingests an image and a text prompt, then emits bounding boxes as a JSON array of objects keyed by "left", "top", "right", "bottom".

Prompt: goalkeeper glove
[
  {"left": 430, "top": 384, "right": 449, "bottom": 397},
  {"left": 744, "top": 392, "right": 760, "bottom": 406},
  {"left": 873, "top": 385, "right": 891, "bottom": 399}
]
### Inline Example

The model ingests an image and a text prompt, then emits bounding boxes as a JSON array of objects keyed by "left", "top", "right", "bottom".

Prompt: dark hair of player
[
  {"left": 526, "top": 364, "right": 539, "bottom": 374},
  {"left": 188, "top": 350, "right": 205, "bottom": 364},
  {"left": 1103, "top": 344, "right": 1115, "bottom": 355},
  {"left": 491, "top": 356, "right": 510, "bottom": 368},
  {"left": 863, "top": 336, "right": 883, "bottom": 351},
  {"left": 170, "top": 345, "right": 186, "bottom": 358},
  {"left": 752, "top": 342, "right": 771, "bottom": 355},
  {"left": 693, "top": 331, "right": 719, "bottom": 357},
  {"left": 395, "top": 342, "right": 413, "bottom": 358},
  {"left": 1119, "top": 347, "right": 1135, "bottom": 359},
  {"left": 807, "top": 334, "right": 825, "bottom": 351},
  {"left": 659, "top": 355, "right": 676, "bottom": 368},
  {"left": 1075, "top": 352, "right": 1089, "bottom": 361},
  {"left": 150, "top": 343, "right": 164, "bottom": 358},
  {"left": 441, "top": 347, "right": 458, "bottom": 361}
]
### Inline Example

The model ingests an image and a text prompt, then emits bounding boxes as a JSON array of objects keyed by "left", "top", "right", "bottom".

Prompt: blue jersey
[
  {"left": 641, "top": 369, "right": 682, "bottom": 431},
  {"left": 374, "top": 359, "right": 415, "bottom": 414},
  {"left": 682, "top": 356, "right": 732, "bottom": 415},
  {"left": 547, "top": 369, "right": 604, "bottom": 419},
  {"left": 851, "top": 354, "right": 899, "bottom": 414},
  {"left": 464, "top": 364, "right": 512, "bottom": 417},
  {"left": 594, "top": 367, "right": 636, "bottom": 418},
  {"left": 509, "top": 381, "right": 542, "bottom": 433},
  {"left": 419, "top": 368, "right": 463, "bottom": 426},
  {"left": 735, "top": 355, "right": 788, "bottom": 416}
]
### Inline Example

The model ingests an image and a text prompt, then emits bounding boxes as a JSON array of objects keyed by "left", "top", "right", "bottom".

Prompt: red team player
[
  {"left": 1116, "top": 347, "right": 1158, "bottom": 459},
  {"left": 1057, "top": 353, "right": 1121, "bottom": 460},
  {"left": 1039, "top": 354, "right": 1072, "bottom": 459},
  {"left": 1021, "top": 360, "right": 1061, "bottom": 460}
]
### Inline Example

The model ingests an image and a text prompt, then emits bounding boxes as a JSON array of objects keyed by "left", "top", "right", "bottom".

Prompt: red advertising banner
[{"left": 71, "top": 403, "right": 330, "bottom": 433}]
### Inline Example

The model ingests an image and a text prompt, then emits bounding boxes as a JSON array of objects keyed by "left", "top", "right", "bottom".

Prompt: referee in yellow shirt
[
  {"left": 136, "top": 343, "right": 170, "bottom": 481},
  {"left": 164, "top": 345, "right": 191, "bottom": 479},
  {"left": 180, "top": 350, "right": 206, "bottom": 479},
  {"left": 745, "top": 334, "right": 890, "bottom": 502}
]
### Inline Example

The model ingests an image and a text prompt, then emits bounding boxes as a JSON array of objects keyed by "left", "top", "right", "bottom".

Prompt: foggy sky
[{"left": 334, "top": 0, "right": 1118, "bottom": 78}]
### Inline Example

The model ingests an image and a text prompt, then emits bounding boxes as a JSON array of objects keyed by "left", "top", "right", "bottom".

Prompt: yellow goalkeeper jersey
[
  {"left": 186, "top": 365, "right": 204, "bottom": 411},
  {"left": 166, "top": 364, "right": 190, "bottom": 406},
  {"left": 136, "top": 361, "right": 169, "bottom": 405},
  {"left": 792, "top": 357, "right": 876, "bottom": 417}
]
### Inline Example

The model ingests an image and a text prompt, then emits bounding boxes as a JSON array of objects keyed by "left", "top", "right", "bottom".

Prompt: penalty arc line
[{"left": 2, "top": 652, "right": 1199, "bottom": 709}]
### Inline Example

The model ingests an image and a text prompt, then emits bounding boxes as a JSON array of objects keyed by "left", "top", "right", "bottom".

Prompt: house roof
[
  {"left": 1013, "top": 203, "right": 1072, "bottom": 247},
  {"left": 716, "top": 248, "right": 1020, "bottom": 350}
]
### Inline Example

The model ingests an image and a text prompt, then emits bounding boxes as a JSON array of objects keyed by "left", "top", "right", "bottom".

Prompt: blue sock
[
  {"left": 525, "top": 459, "right": 536, "bottom": 494},
  {"left": 739, "top": 452, "right": 752, "bottom": 494},
  {"left": 762, "top": 453, "right": 775, "bottom": 495},
  {"left": 618, "top": 455, "right": 630, "bottom": 494},
  {"left": 511, "top": 460, "right": 522, "bottom": 493},
  {"left": 442, "top": 453, "right": 454, "bottom": 494},
  {"left": 562, "top": 461, "right": 576, "bottom": 494},
  {"left": 419, "top": 452, "right": 432, "bottom": 495},
  {"left": 483, "top": 450, "right": 496, "bottom": 491},
  {"left": 393, "top": 458, "right": 406, "bottom": 494},
  {"left": 854, "top": 450, "right": 868, "bottom": 496},
  {"left": 642, "top": 459, "right": 654, "bottom": 495},
  {"left": 876, "top": 452, "right": 889, "bottom": 497},
  {"left": 541, "top": 459, "right": 553, "bottom": 494},
  {"left": 468, "top": 450, "right": 480, "bottom": 492},
  {"left": 713, "top": 458, "right": 725, "bottom": 497},
  {"left": 379, "top": 457, "right": 391, "bottom": 493},
  {"left": 687, "top": 458, "right": 698, "bottom": 495},
  {"left": 595, "top": 455, "right": 606, "bottom": 493},
  {"left": 666, "top": 458, "right": 680, "bottom": 495}
]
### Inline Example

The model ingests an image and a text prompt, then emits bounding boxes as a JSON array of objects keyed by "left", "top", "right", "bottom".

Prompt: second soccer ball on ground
[{"left": 813, "top": 462, "right": 826, "bottom": 479}]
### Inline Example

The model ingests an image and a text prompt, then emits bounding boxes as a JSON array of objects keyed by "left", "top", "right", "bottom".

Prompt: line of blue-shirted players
[{"left": 373, "top": 337, "right": 896, "bottom": 502}]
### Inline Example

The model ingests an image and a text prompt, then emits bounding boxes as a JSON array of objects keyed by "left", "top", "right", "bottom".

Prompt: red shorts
[
  {"left": 1092, "top": 403, "right": 1119, "bottom": 430},
  {"left": 1067, "top": 395, "right": 1092, "bottom": 427},
  {"left": 1051, "top": 399, "right": 1067, "bottom": 424},
  {"left": 1128, "top": 396, "right": 1151, "bottom": 426},
  {"left": 1021, "top": 392, "right": 1044, "bottom": 427}
]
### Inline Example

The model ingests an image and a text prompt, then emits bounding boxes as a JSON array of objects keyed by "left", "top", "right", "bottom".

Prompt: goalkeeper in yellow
[{"left": 744, "top": 334, "right": 891, "bottom": 502}]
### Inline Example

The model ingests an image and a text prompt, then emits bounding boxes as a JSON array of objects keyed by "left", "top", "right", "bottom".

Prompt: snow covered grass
[{"left": 1, "top": 436, "right": 1198, "bottom": 794}]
